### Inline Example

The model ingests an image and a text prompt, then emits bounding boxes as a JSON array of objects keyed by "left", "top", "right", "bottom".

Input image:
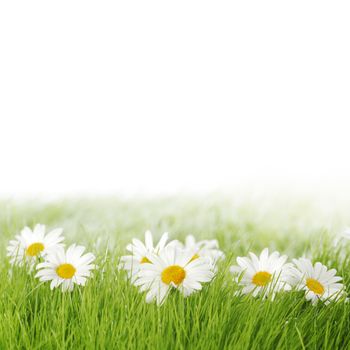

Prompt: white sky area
[{"left": 0, "top": 1, "right": 349, "bottom": 198}]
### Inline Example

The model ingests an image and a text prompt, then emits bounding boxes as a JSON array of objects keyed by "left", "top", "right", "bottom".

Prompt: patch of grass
[{"left": 0, "top": 197, "right": 350, "bottom": 349}]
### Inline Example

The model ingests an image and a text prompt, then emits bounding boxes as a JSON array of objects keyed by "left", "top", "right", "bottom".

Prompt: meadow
[{"left": 0, "top": 196, "right": 350, "bottom": 350}]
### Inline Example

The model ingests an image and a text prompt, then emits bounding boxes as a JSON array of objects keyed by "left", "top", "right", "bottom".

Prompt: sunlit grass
[{"left": 0, "top": 197, "right": 350, "bottom": 349}]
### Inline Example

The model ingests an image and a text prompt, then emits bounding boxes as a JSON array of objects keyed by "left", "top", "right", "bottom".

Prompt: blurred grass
[{"left": 0, "top": 196, "right": 350, "bottom": 349}]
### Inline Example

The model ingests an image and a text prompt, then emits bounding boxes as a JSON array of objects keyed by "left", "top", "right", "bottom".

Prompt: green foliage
[{"left": 0, "top": 198, "right": 349, "bottom": 349}]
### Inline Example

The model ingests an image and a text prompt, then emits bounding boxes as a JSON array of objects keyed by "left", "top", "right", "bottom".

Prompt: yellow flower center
[
  {"left": 189, "top": 253, "right": 200, "bottom": 262},
  {"left": 306, "top": 278, "right": 325, "bottom": 295},
  {"left": 56, "top": 264, "right": 76, "bottom": 279},
  {"left": 161, "top": 265, "right": 186, "bottom": 285},
  {"left": 26, "top": 242, "right": 45, "bottom": 257},
  {"left": 252, "top": 271, "right": 272, "bottom": 286},
  {"left": 140, "top": 256, "right": 151, "bottom": 264}
]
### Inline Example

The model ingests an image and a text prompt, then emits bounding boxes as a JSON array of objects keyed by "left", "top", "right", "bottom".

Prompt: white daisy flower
[
  {"left": 35, "top": 244, "right": 96, "bottom": 292},
  {"left": 7, "top": 224, "right": 64, "bottom": 268},
  {"left": 135, "top": 246, "right": 214, "bottom": 305},
  {"left": 177, "top": 234, "right": 225, "bottom": 267},
  {"left": 230, "top": 248, "right": 292, "bottom": 298},
  {"left": 119, "top": 230, "right": 175, "bottom": 281},
  {"left": 333, "top": 227, "right": 350, "bottom": 247},
  {"left": 289, "top": 258, "right": 345, "bottom": 305}
]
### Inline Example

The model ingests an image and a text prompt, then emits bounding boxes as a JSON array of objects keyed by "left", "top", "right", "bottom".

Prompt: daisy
[
  {"left": 177, "top": 235, "right": 225, "bottom": 267},
  {"left": 7, "top": 224, "right": 64, "bottom": 268},
  {"left": 119, "top": 230, "right": 175, "bottom": 281},
  {"left": 333, "top": 228, "right": 350, "bottom": 246},
  {"left": 230, "top": 248, "right": 292, "bottom": 298},
  {"left": 35, "top": 244, "right": 96, "bottom": 292},
  {"left": 289, "top": 258, "right": 345, "bottom": 305},
  {"left": 135, "top": 246, "right": 214, "bottom": 305}
]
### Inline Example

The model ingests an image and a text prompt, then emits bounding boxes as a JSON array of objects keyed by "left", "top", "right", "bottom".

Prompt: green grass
[{"left": 1, "top": 197, "right": 350, "bottom": 349}]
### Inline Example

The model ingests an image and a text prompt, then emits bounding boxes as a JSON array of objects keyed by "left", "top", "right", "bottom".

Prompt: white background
[{"left": 0, "top": 1, "right": 349, "bottom": 197}]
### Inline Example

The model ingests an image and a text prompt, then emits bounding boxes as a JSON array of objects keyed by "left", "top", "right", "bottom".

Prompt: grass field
[{"left": 0, "top": 196, "right": 350, "bottom": 349}]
